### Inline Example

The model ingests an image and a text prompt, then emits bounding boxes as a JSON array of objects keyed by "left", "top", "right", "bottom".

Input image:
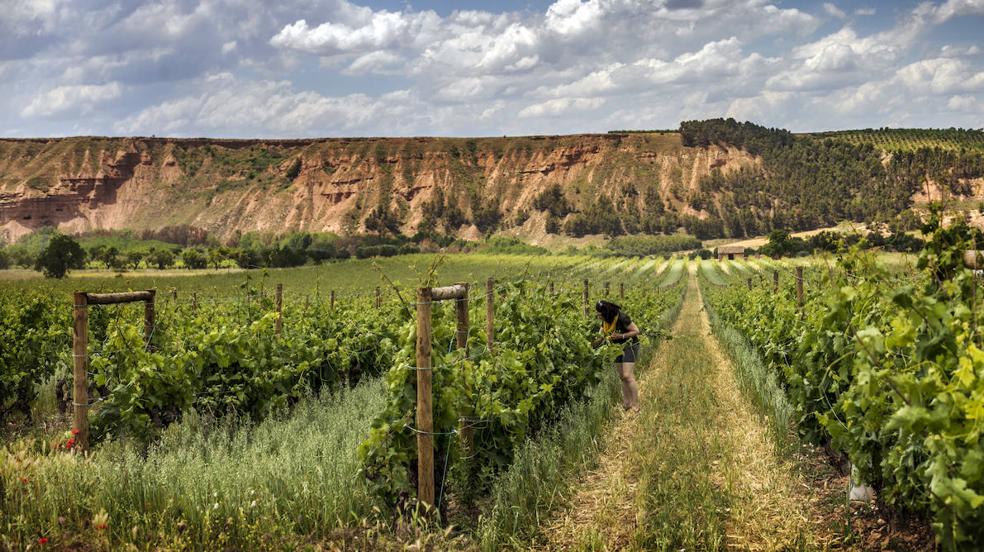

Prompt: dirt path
[{"left": 537, "top": 272, "right": 829, "bottom": 551}]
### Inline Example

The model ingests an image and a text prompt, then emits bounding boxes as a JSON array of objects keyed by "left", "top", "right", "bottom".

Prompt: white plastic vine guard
[{"left": 848, "top": 463, "right": 875, "bottom": 502}]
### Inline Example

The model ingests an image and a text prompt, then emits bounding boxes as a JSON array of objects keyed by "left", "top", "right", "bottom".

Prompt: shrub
[{"left": 35, "top": 234, "right": 86, "bottom": 278}]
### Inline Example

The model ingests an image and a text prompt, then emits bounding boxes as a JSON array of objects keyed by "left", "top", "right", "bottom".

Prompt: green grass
[
  {"left": 476, "top": 283, "right": 685, "bottom": 550},
  {"left": 0, "top": 253, "right": 586, "bottom": 301},
  {"left": 699, "top": 260, "right": 728, "bottom": 286},
  {"left": 1, "top": 380, "right": 386, "bottom": 550},
  {"left": 700, "top": 280, "right": 796, "bottom": 452},
  {"left": 629, "top": 281, "right": 730, "bottom": 550},
  {"left": 658, "top": 259, "right": 685, "bottom": 287},
  {"left": 76, "top": 234, "right": 181, "bottom": 254}
]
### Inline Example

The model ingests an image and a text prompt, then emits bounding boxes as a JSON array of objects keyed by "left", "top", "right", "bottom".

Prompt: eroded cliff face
[{"left": 0, "top": 133, "right": 758, "bottom": 243}]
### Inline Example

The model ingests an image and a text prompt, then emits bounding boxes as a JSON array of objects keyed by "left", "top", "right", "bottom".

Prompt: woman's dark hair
[{"left": 595, "top": 300, "right": 621, "bottom": 323}]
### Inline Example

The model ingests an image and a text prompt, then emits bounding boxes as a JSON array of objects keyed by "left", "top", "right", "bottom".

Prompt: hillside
[
  {"left": 2, "top": 121, "right": 982, "bottom": 245},
  {"left": 0, "top": 133, "right": 757, "bottom": 244}
]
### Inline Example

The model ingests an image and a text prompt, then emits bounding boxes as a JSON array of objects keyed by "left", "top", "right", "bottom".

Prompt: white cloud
[
  {"left": 823, "top": 3, "right": 847, "bottom": 19},
  {"left": 3, "top": 0, "right": 984, "bottom": 136},
  {"left": 926, "top": 0, "right": 984, "bottom": 23},
  {"left": 22, "top": 82, "right": 122, "bottom": 117},
  {"left": 940, "top": 44, "right": 981, "bottom": 57},
  {"left": 518, "top": 97, "right": 605, "bottom": 118},
  {"left": 947, "top": 95, "right": 980, "bottom": 111},
  {"left": 269, "top": 10, "right": 442, "bottom": 57},
  {"left": 896, "top": 58, "right": 984, "bottom": 94}
]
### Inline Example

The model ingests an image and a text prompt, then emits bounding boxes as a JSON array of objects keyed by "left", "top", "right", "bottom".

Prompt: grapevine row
[{"left": 701, "top": 220, "right": 984, "bottom": 548}]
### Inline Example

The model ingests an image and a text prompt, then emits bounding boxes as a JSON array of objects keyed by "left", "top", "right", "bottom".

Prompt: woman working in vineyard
[{"left": 595, "top": 300, "right": 641, "bottom": 411}]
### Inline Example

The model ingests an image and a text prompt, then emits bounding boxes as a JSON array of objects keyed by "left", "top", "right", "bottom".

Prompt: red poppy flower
[
  {"left": 71, "top": 428, "right": 80, "bottom": 436},
  {"left": 38, "top": 537, "right": 49, "bottom": 545}
]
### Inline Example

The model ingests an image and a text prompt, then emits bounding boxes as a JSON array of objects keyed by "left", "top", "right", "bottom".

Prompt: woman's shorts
[{"left": 615, "top": 342, "right": 640, "bottom": 363}]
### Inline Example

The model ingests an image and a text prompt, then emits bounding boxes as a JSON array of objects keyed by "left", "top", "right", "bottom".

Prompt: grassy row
[
  {"left": 2, "top": 381, "right": 385, "bottom": 550},
  {"left": 699, "top": 280, "right": 797, "bottom": 452},
  {"left": 477, "top": 283, "right": 685, "bottom": 549}
]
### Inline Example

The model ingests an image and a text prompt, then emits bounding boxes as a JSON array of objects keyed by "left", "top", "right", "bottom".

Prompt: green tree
[
  {"left": 146, "top": 249, "right": 176, "bottom": 270},
  {"left": 0, "top": 248, "right": 9, "bottom": 270},
  {"left": 34, "top": 234, "right": 85, "bottom": 278},
  {"left": 125, "top": 251, "right": 144, "bottom": 270},
  {"left": 181, "top": 248, "right": 208, "bottom": 269}
]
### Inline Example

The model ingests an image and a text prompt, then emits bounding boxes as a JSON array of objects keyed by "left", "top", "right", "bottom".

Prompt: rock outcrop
[{"left": 0, "top": 133, "right": 757, "bottom": 243}]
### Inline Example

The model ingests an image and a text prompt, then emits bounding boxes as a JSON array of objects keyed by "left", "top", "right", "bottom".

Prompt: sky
[{"left": 1, "top": 0, "right": 982, "bottom": 138}]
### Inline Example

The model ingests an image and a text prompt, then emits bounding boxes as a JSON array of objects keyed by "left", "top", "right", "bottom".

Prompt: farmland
[
  {"left": 1, "top": 252, "right": 686, "bottom": 549},
  {"left": 2, "top": 227, "right": 983, "bottom": 550}
]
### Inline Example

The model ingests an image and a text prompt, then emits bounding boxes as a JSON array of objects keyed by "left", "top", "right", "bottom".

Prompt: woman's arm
[{"left": 613, "top": 322, "right": 640, "bottom": 340}]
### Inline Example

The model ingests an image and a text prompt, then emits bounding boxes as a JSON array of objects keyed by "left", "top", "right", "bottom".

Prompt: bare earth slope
[{"left": 0, "top": 133, "right": 757, "bottom": 242}]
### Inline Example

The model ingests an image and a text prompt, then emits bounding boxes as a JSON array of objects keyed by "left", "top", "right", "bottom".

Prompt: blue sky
[{"left": 1, "top": 0, "right": 982, "bottom": 137}]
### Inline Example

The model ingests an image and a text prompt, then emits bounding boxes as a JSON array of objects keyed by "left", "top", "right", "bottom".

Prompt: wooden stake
[
  {"left": 275, "top": 284, "right": 283, "bottom": 336},
  {"left": 72, "top": 292, "right": 89, "bottom": 452},
  {"left": 415, "top": 287, "right": 435, "bottom": 509},
  {"left": 583, "top": 279, "right": 590, "bottom": 316},
  {"left": 171, "top": 289, "right": 177, "bottom": 301},
  {"left": 796, "top": 267, "right": 804, "bottom": 308},
  {"left": 548, "top": 281, "right": 555, "bottom": 296},
  {"left": 747, "top": 278, "right": 753, "bottom": 290},
  {"left": 486, "top": 278, "right": 494, "bottom": 352},
  {"left": 375, "top": 287, "right": 382, "bottom": 308},
  {"left": 330, "top": 290, "right": 336, "bottom": 309},
  {"left": 143, "top": 290, "right": 155, "bottom": 351},
  {"left": 192, "top": 292, "right": 198, "bottom": 311},
  {"left": 619, "top": 282, "right": 625, "bottom": 299},
  {"left": 604, "top": 281, "right": 610, "bottom": 297},
  {"left": 455, "top": 283, "right": 469, "bottom": 350},
  {"left": 773, "top": 270, "right": 779, "bottom": 292}
]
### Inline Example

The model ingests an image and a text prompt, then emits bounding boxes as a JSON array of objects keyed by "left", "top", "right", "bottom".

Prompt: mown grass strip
[
  {"left": 477, "top": 286, "right": 685, "bottom": 550},
  {"left": 629, "top": 280, "right": 730, "bottom": 550},
  {"left": 700, "top": 282, "right": 796, "bottom": 452}
]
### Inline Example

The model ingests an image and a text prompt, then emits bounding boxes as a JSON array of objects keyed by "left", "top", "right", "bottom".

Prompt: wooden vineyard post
[
  {"left": 415, "top": 287, "right": 435, "bottom": 509},
  {"left": 72, "top": 292, "right": 90, "bottom": 452},
  {"left": 71, "top": 289, "right": 156, "bottom": 452},
  {"left": 604, "top": 281, "right": 610, "bottom": 297},
  {"left": 486, "top": 278, "right": 494, "bottom": 352},
  {"left": 455, "top": 283, "right": 469, "bottom": 350},
  {"left": 275, "top": 284, "right": 283, "bottom": 336},
  {"left": 548, "top": 281, "right": 555, "bottom": 296},
  {"left": 192, "top": 292, "right": 198, "bottom": 311},
  {"left": 773, "top": 270, "right": 779, "bottom": 292},
  {"left": 375, "top": 287, "right": 382, "bottom": 309},
  {"left": 619, "top": 282, "right": 625, "bottom": 299},
  {"left": 412, "top": 283, "right": 469, "bottom": 513},
  {"left": 330, "top": 290, "right": 336, "bottom": 310},
  {"left": 796, "top": 267, "right": 804, "bottom": 309},
  {"left": 171, "top": 289, "right": 177, "bottom": 301},
  {"left": 583, "top": 279, "right": 590, "bottom": 316},
  {"left": 143, "top": 290, "right": 155, "bottom": 350},
  {"left": 747, "top": 278, "right": 753, "bottom": 290}
]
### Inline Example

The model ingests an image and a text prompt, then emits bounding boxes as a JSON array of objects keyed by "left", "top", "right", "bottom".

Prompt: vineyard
[
  {"left": 0, "top": 253, "right": 685, "bottom": 549},
  {"left": 700, "top": 217, "right": 984, "bottom": 549},
  {"left": 3, "top": 236, "right": 984, "bottom": 549},
  {"left": 813, "top": 128, "right": 984, "bottom": 152}
]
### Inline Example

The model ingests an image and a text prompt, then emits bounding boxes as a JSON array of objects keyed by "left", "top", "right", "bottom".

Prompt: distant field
[
  {"left": 811, "top": 128, "right": 984, "bottom": 152},
  {"left": 0, "top": 252, "right": 683, "bottom": 302}
]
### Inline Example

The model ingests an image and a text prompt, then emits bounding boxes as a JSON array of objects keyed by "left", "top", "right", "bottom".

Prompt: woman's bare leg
[{"left": 617, "top": 362, "right": 640, "bottom": 410}]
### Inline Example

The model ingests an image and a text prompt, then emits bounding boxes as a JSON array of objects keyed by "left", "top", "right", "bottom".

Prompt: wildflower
[
  {"left": 71, "top": 428, "right": 80, "bottom": 436},
  {"left": 65, "top": 438, "right": 75, "bottom": 449},
  {"left": 19, "top": 477, "right": 29, "bottom": 485},
  {"left": 93, "top": 509, "right": 109, "bottom": 531},
  {"left": 38, "top": 537, "right": 49, "bottom": 545}
]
